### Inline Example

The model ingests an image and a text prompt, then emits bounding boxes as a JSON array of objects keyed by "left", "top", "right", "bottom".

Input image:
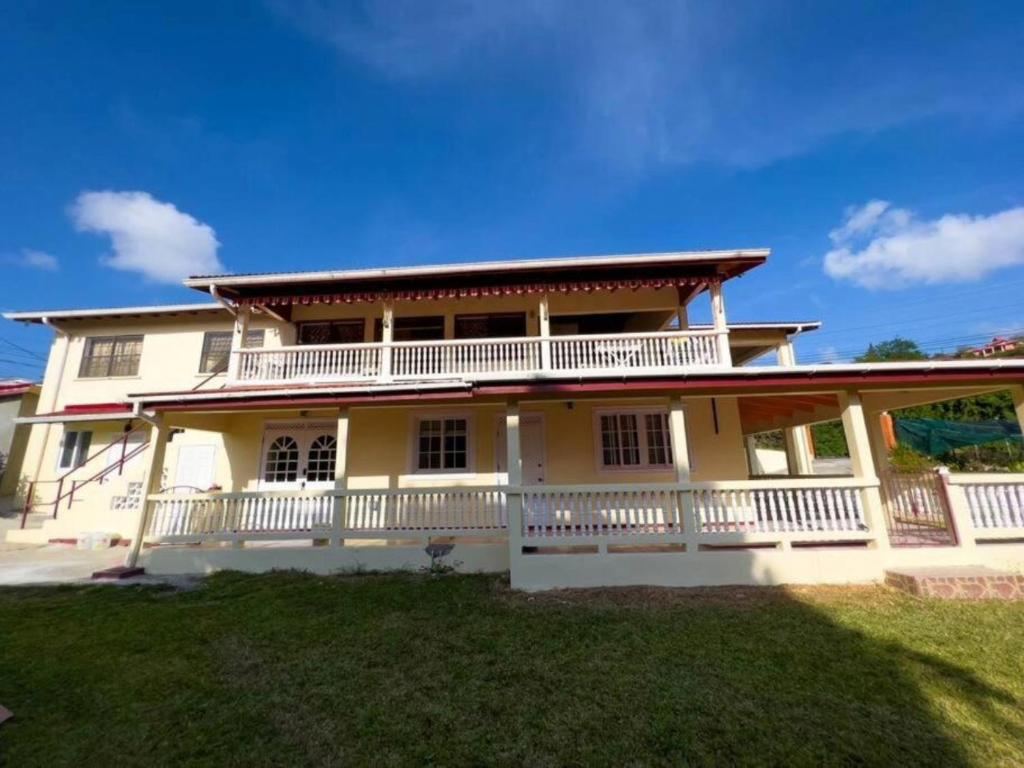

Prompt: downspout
[{"left": 208, "top": 283, "right": 236, "bottom": 316}]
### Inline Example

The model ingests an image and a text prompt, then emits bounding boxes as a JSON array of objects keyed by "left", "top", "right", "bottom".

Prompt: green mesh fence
[{"left": 895, "top": 418, "right": 1022, "bottom": 457}]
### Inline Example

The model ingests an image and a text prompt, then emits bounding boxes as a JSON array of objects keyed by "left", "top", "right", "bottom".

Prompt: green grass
[{"left": 2, "top": 572, "right": 1023, "bottom": 767}]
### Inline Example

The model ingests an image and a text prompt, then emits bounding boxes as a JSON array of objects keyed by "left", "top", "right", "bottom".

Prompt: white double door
[{"left": 259, "top": 423, "right": 338, "bottom": 491}]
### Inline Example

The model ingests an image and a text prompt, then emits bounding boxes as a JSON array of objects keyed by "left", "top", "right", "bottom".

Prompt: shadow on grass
[{"left": 0, "top": 572, "right": 1022, "bottom": 766}]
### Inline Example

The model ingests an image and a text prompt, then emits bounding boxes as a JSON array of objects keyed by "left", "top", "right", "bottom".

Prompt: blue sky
[{"left": 2, "top": 1, "right": 1024, "bottom": 378}]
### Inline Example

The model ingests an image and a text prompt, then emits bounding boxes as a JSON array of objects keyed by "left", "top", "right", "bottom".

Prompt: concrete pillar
[
  {"left": 538, "top": 295, "right": 551, "bottom": 372},
  {"left": 124, "top": 417, "right": 169, "bottom": 568},
  {"left": 332, "top": 408, "right": 350, "bottom": 546},
  {"left": 839, "top": 391, "right": 890, "bottom": 550},
  {"left": 226, "top": 306, "right": 251, "bottom": 381},
  {"left": 505, "top": 402, "right": 524, "bottom": 579},
  {"left": 708, "top": 281, "right": 732, "bottom": 367},
  {"left": 775, "top": 339, "right": 797, "bottom": 367},
  {"left": 783, "top": 426, "right": 815, "bottom": 475},
  {"left": 379, "top": 302, "right": 394, "bottom": 381},
  {"left": 669, "top": 398, "right": 698, "bottom": 543}
]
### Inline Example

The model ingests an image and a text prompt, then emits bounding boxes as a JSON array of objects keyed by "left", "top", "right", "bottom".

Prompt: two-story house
[{"left": 6, "top": 250, "right": 1024, "bottom": 590}]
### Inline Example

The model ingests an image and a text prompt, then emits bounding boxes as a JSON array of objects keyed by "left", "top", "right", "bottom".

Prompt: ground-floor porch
[{"left": 11, "top": 376, "right": 1024, "bottom": 590}]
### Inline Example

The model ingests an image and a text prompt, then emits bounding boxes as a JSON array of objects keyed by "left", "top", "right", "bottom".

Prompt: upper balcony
[
  {"left": 230, "top": 327, "right": 730, "bottom": 385},
  {"left": 188, "top": 249, "right": 773, "bottom": 388}
]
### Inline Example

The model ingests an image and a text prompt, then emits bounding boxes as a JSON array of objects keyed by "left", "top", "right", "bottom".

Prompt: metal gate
[{"left": 880, "top": 470, "right": 957, "bottom": 546}]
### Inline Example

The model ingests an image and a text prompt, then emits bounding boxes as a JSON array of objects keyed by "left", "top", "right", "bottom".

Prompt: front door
[{"left": 259, "top": 424, "right": 338, "bottom": 491}]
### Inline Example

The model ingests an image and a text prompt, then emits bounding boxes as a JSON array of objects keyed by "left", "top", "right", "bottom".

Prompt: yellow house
[{"left": 5, "top": 250, "right": 1024, "bottom": 590}]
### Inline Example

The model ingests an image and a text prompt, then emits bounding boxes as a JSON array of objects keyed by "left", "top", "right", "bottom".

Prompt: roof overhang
[
  {"left": 123, "top": 360, "right": 1024, "bottom": 413},
  {"left": 15, "top": 402, "right": 135, "bottom": 425},
  {"left": 184, "top": 250, "right": 770, "bottom": 305},
  {"left": 3, "top": 303, "right": 226, "bottom": 325}
]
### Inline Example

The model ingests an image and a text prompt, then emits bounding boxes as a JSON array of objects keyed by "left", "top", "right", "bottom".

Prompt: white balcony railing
[{"left": 230, "top": 329, "right": 727, "bottom": 385}]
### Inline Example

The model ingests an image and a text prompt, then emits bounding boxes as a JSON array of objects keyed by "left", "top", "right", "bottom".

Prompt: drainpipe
[{"left": 208, "top": 283, "right": 236, "bottom": 316}]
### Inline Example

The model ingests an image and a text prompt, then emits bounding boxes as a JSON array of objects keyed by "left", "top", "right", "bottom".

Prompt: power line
[{"left": 0, "top": 337, "right": 46, "bottom": 361}]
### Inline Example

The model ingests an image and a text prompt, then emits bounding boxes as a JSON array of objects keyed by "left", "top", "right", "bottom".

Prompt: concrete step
[{"left": 886, "top": 566, "right": 1024, "bottom": 600}]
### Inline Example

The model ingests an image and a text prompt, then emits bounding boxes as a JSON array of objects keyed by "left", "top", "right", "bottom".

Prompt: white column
[
  {"left": 538, "top": 294, "right": 552, "bottom": 372},
  {"left": 776, "top": 339, "right": 797, "bottom": 367},
  {"left": 379, "top": 302, "right": 394, "bottom": 381},
  {"left": 332, "top": 408, "right": 350, "bottom": 546},
  {"left": 839, "top": 391, "right": 889, "bottom": 549},
  {"left": 709, "top": 281, "right": 732, "bottom": 367},
  {"left": 124, "top": 417, "right": 169, "bottom": 568},
  {"left": 505, "top": 401, "right": 523, "bottom": 553},
  {"left": 669, "top": 398, "right": 698, "bottom": 545},
  {"left": 783, "top": 426, "right": 815, "bottom": 475},
  {"left": 226, "top": 306, "right": 251, "bottom": 381},
  {"left": 675, "top": 287, "right": 689, "bottom": 330}
]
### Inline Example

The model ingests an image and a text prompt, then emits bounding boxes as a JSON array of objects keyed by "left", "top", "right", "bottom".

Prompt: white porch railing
[
  {"left": 947, "top": 474, "right": 1024, "bottom": 534},
  {"left": 230, "top": 329, "right": 727, "bottom": 385},
  {"left": 692, "top": 479, "right": 871, "bottom": 539},
  {"left": 521, "top": 485, "right": 683, "bottom": 540},
  {"left": 145, "top": 488, "right": 507, "bottom": 543}
]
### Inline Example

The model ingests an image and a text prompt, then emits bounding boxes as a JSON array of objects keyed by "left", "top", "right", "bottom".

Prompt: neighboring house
[
  {"left": 4, "top": 249, "right": 1024, "bottom": 589},
  {"left": 0, "top": 380, "right": 40, "bottom": 508},
  {"left": 969, "top": 337, "right": 1021, "bottom": 358}
]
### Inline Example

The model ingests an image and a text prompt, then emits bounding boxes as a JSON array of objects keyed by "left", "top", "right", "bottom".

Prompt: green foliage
[
  {"left": 857, "top": 337, "right": 928, "bottom": 362},
  {"left": 811, "top": 421, "right": 849, "bottom": 457},
  {"left": 888, "top": 444, "right": 934, "bottom": 473}
]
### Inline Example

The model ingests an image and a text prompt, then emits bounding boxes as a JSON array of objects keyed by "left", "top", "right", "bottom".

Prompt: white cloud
[
  {"left": 822, "top": 201, "right": 1024, "bottom": 290},
  {"left": 17, "top": 249, "right": 58, "bottom": 271},
  {"left": 69, "top": 191, "right": 224, "bottom": 284},
  {"left": 269, "top": 1, "right": 1023, "bottom": 171}
]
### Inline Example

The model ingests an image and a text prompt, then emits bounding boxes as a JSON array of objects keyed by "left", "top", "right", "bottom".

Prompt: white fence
[
  {"left": 146, "top": 488, "right": 507, "bottom": 543},
  {"left": 230, "top": 330, "right": 726, "bottom": 384},
  {"left": 146, "top": 479, "right": 876, "bottom": 547},
  {"left": 947, "top": 474, "right": 1024, "bottom": 533},
  {"left": 692, "top": 480, "right": 869, "bottom": 537}
]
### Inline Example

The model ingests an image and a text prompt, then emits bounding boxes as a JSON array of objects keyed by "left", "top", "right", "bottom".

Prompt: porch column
[
  {"left": 538, "top": 294, "right": 552, "bottom": 372},
  {"left": 839, "top": 391, "right": 890, "bottom": 550},
  {"left": 675, "top": 286, "right": 689, "bottom": 330},
  {"left": 124, "top": 417, "right": 170, "bottom": 568},
  {"left": 505, "top": 401, "right": 524, "bottom": 556},
  {"left": 379, "top": 302, "right": 394, "bottom": 381},
  {"left": 1013, "top": 386, "right": 1024, "bottom": 438},
  {"left": 226, "top": 306, "right": 251, "bottom": 381},
  {"left": 669, "top": 398, "right": 698, "bottom": 544},
  {"left": 783, "top": 426, "right": 815, "bottom": 476},
  {"left": 776, "top": 339, "right": 797, "bottom": 367},
  {"left": 709, "top": 281, "right": 732, "bottom": 367},
  {"left": 332, "top": 408, "right": 350, "bottom": 546}
]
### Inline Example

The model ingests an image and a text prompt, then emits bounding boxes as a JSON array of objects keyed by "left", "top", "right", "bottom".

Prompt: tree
[{"left": 856, "top": 337, "right": 927, "bottom": 362}]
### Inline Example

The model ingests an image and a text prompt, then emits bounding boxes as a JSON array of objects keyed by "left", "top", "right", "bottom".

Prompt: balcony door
[{"left": 259, "top": 423, "right": 337, "bottom": 491}]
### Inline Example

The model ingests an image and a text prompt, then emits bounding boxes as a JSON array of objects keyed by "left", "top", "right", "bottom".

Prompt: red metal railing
[{"left": 19, "top": 428, "right": 150, "bottom": 528}]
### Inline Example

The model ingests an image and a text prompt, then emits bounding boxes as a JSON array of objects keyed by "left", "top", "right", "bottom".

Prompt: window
[
  {"left": 263, "top": 436, "right": 299, "bottom": 483},
  {"left": 454, "top": 313, "right": 526, "bottom": 339},
  {"left": 597, "top": 410, "right": 673, "bottom": 469},
  {"left": 58, "top": 430, "right": 93, "bottom": 470},
  {"left": 306, "top": 434, "right": 337, "bottom": 482},
  {"left": 79, "top": 335, "right": 144, "bottom": 378},
  {"left": 374, "top": 316, "right": 445, "bottom": 342},
  {"left": 199, "top": 329, "right": 265, "bottom": 373},
  {"left": 416, "top": 417, "right": 469, "bottom": 472},
  {"left": 297, "top": 320, "right": 364, "bottom": 345}
]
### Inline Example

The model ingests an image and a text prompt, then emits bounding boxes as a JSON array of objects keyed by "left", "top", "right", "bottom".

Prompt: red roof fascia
[
  {"left": 55, "top": 403, "right": 134, "bottom": 416},
  {"left": 0, "top": 384, "right": 34, "bottom": 397},
  {"left": 237, "top": 276, "right": 715, "bottom": 307}
]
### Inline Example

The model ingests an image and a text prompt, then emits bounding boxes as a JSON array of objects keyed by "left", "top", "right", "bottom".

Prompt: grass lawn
[{"left": 1, "top": 572, "right": 1023, "bottom": 767}]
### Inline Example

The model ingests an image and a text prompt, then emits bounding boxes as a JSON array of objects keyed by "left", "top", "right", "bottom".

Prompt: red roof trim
[
  {"left": 0, "top": 384, "right": 34, "bottom": 397},
  {"left": 237, "top": 276, "right": 715, "bottom": 307},
  {"left": 46, "top": 403, "right": 134, "bottom": 416}
]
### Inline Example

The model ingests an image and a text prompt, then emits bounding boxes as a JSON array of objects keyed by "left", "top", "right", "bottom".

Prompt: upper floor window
[
  {"left": 199, "top": 329, "right": 265, "bottom": 373},
  {"left": 58, "top": 430, "right": 93, "bottom": 470},
  {"left": 454, "top": 313, "right": 526, "bottom": 339},
  {"left": 415, "top": 416, "right": 469, "bottom": 472},
  {"left": 374, "top": 316, "right": 445, "bottom": 342},
  {"left": 79, "top": 335, "right": 144, "bottom": 378},
  {"left": 297, "top": 320, "right": 365, "bottom": 345},
  {"left": 596, "top": 409, "right": 673, "bottom": 470}
]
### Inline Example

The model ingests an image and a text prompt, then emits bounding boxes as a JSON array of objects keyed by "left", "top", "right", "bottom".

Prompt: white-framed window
[
  {"left": 199, "top": 329, "right": 265, "bottom": 373},
  {"left": 58, "top": 430, "right": 93, "bottom": 470},
  {"left": 79, "top": 335, "right": 144, "bottom": 378},
  {"left": 413, "top": 415, "right": 471, "bottom": 473},
  {"left": 594, "top": 408, "right": 674, "bottom": 470}
]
